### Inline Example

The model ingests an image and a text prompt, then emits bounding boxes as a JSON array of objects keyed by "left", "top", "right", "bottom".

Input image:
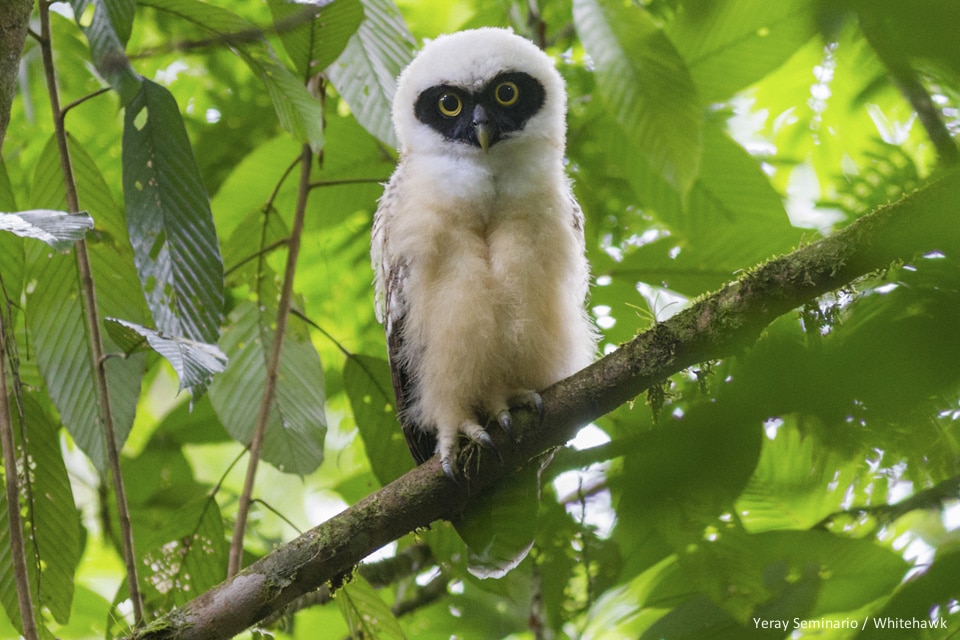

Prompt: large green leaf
[
  {"left": 140, "top": 0, "right": 325, "bottom": 152},
  {"left": 68, "top": 0, "right": 141, "bottom": 103},
  {"left": 209, "top": 299, "right": 326, "bottom": 475},
  {"left": 343, "top": 354, "right": 412, "bottom": 486},
  {"left": 667, "top": 0, "right": 817, "bottom": 103},
  {"left": 0, "top": 394, "right": 82, "bottom": 631},
  {"left": 605, "top": 121, "right": 801, "bottom": 297},
  {"left": 268, "top": 0, "right": 364, "bottom": 80},
  {"left": 574, "top": 0, "right": 702, "bottom": 196},
  {"left": 326, "top": 0, "right": 415, "bottom": 148},
  {"left": 27, "top": 136, "right": 145, "bottom": 471},
  {"left": 123, "top": 78, "right": 224, "bottom": 345}
]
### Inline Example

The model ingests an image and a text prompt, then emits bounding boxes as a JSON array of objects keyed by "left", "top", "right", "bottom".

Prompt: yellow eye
[
  {"left": 438, "top": 93, "right": 462, "bottom": 117},
  {"left": 495, "top": 81, "right": 519, "bottom": 106}
]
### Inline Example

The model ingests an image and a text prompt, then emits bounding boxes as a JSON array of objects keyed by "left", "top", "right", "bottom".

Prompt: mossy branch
[{"left": 130, "top": 171, "right": 960, "bottom": 640}]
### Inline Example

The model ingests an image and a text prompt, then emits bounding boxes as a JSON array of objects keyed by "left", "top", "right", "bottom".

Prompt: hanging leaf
[
  {"left": 26, "top": 136, "right": 145, "bottom": 471},
  {"left": 209, "top": 299, "right": 326, "bottom": 475},
  {"left": 326, "top": 0, "right": 415, "bottom": 147},
  {"left": 667, "top": 0, "right": 818, "bottom": 103},
  {"left": 68, "top": 0, "right": 141, "bottom": 103},
  {"left": 123, "top": 78, "right": 224, "bottom": 345},
  {"left": 0, "top": 393, "right": 82, "bottom": 631},
  {"left": 267, "top": 0, "right": 364, "bottom": 80},
  {"left": 105, "top": 317, "right": 227, "bottom": 394},
  {"left": 0, "top": 209, "right": 93, "bottom": 250},
  {"left": 574, "top": 0, "right": 702, "bottom": 197},
  {"left": 140, "top": 0, "right": 325, "bottom": 151}
]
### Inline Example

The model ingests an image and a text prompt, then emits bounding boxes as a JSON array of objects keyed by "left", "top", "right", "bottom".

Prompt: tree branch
[
  {"left": 0, "top": 0, "right": 32, "bottom": 149},
  {"left": 130, "top": 171, "right": 960, "bottom": 640}
]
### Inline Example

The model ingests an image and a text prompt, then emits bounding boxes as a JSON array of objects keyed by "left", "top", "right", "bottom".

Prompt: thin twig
[
  {"left": 228, "top": 144, "right": 314, "bottom": 576},
  {"left": 36, "top": 2, "right": 144, "bottom": 623}
]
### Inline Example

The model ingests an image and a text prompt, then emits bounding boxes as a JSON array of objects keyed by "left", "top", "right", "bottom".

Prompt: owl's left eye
[
  {"left": 438, "top": 93, "right": 462, "bottom": 117},
  {"left": 494, "top": 81, "right": 519, "bottom": 106}
]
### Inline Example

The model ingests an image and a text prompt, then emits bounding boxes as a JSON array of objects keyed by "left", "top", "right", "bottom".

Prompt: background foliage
[{"left": 1, "top": 0, "right": 959, "bottom": 638}]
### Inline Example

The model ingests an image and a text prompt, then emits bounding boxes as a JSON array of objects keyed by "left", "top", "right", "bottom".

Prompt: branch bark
[
  {"left": 0, "top": 0, "right": 32, "bottom": 150},
  {"left": 131, "top": 171, "right": 960, "bottom": 640}
]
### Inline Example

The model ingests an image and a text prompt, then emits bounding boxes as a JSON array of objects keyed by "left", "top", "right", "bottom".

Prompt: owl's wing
[{"left": 373, "top": 183, "right": 436, "bottom": 466}]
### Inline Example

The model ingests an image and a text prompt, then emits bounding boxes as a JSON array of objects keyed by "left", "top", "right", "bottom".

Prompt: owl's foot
[
  {"left": 438, "top": 422, "right": 496, "bottom": 481},
  {"left": 495, "top": 390, "right": 545, "bottom": 437}
]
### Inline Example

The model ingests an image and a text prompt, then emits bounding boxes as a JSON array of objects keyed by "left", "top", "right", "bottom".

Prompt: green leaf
[
  {"left": 574, "top": 0, "right": 702, "bottom": 196},
  {"left": 736, "top": 418, "right": 860, "bottom": 532},
  {"left": 337, "top": 575, "right": 406, "bottom": 640},
  {"left": 104, "top": 317, "right": 227, "bottom": 394},
  {"left": 344, "top": 354, "right": 413, "bottom": 486},
  {"left": 268, "top": 0, "right": 364, "bottom": 80},
  {"left": 0, "top": 210, "right": 93, "bottom": 250},
  {"left": 454, "top": 461, "right": 541, "bottom": 579},
  {"left": 668, "top": 0, "right": 817, "bottom": 103},
  {"left": 209, "top": 299, "right": 326, "bottom": 475},
  {"left": 68, "top": 0, "right": 141, "bottom": 103},
  {"left": 27, "top": 136, "right": 145, "bottom": 471},
  {"left": 141, "top": 0, "right": 325, "bottom": 151},
  {"left": 123, "top": 79, "right": 224, "bottom": 345},
  {"left": 609, "top": 121, "right": 801, "bottom": 297},
  {"left": 326, "top": 0, "right": 415, "bottom": 147},
  {"left": 0, "top": 393, "right": 82, "bottom": 631}
]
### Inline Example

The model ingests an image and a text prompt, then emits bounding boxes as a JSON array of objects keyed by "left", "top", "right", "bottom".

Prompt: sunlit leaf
[
  {"left": 123, "top": 78, "right": 224, "bottom": 345},
  {"left": 0, "top": 209, "right": 93, "bottom": 250},
  {"left": 668, "top": 0, "right": 817, "bottom": 102},
  {"left": 327, "top": 0, "right": 415, "bottom": 147},
  {"left": 268, "top": 0, "right": 364, "bottom": 79},
  {"left": 105, "top": 317, "right": 227, "bottom": 394},
  {"left": 574, "top": 0, "right": 702, "bottom": 196}
]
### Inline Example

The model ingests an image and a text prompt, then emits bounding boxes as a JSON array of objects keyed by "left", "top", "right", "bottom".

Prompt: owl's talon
[
  {"left": 497, "top": 410, "right": 514, "bottom": 439},
  {"left": 509, "top": 391, "right": 544, "bottom": 423},
  {"left": 441, "top": 457, "right": 458, "bottom": 482}
]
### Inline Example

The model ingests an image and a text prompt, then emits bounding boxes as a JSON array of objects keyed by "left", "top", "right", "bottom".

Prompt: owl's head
[{"left": 392, "top": 28, "right": 567, "bottom": 159}]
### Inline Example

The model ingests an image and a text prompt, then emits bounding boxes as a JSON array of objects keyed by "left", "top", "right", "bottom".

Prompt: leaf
[
  {"left": 68, "top": 0, "right": 141, "bottom": 103},
  {"left": 326, "top": 0, "right": 415, "bottom": 147},
  {"left": 0, "top": 209, "right": 93, "bottom": 250},
  {"left": 268, "top": 0, "right": 364, "bottom": 80},
  {"left": 0, "top": 393, "right": 82, "bottom": 631},
  {"left": 574, "top": 0, "right": 702, "bottom": 196},
  {"left": 105, "top": 317, "right": 227, "bottom": 394},
  {"left": 667, "top": 0, "right": 817, "bottom": 103},
  {"left": 344, "top": 354, "right": 413, "bottom": 485},
  {"left": 454, "top": 461, "right": 542, "bottom": 580},
  {"left": 141, "top": 0, "right": 325, "bottom": 151},
  {"left": 208, "top": 299, "right": 326, "bottom": 475},
  {"left": 122, "top": 78, "right": 224, "bottom": 345},
  {"left": 337, "top": 575, "right": 406, "bottom": 640},
  {"left": 27, "top": 136, "right": 145, "bottom": 471}
]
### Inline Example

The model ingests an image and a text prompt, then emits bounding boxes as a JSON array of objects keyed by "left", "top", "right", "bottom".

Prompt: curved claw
[
  {"left": 441, "top": 457, "right": 458, "bottom": 483},
  {"left": 509, "top": 391, "right": 544, "bottom": 423},
  {"left": 497, "top": 410, "right": 514, "bottom": 440}
]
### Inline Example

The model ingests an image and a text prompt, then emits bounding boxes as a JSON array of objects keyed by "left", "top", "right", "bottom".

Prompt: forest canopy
[{"left": 1, "top": 0, "right": 959, "bottom": 639}]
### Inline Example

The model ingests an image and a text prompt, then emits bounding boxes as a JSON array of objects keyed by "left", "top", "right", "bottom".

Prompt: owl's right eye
[{"left": 438, "top": 93, "right": 462, "bottom": 117}]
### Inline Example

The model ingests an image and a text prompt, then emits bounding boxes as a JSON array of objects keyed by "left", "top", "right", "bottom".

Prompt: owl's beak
[{"left": 472, "top": 105, "right": 493, "bottom": 153}]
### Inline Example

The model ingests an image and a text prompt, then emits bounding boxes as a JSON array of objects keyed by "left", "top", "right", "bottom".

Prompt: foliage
[{"left": 1, "top": 0, "right": 959, "bottom": 639}]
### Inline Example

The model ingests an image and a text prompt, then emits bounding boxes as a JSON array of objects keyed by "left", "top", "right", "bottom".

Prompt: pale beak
[{"left": 473, "top": 104, "right": 492, "bottom": 153}]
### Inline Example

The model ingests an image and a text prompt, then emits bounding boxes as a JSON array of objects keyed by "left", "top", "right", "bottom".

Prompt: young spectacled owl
[{"left": 372, "top": 27, "right": 597, "bottom": 479}]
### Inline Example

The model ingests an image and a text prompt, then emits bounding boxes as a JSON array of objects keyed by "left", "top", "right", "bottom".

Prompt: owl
[{"left": 372, "top": 28, "right": 597, "bottom": 479}]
